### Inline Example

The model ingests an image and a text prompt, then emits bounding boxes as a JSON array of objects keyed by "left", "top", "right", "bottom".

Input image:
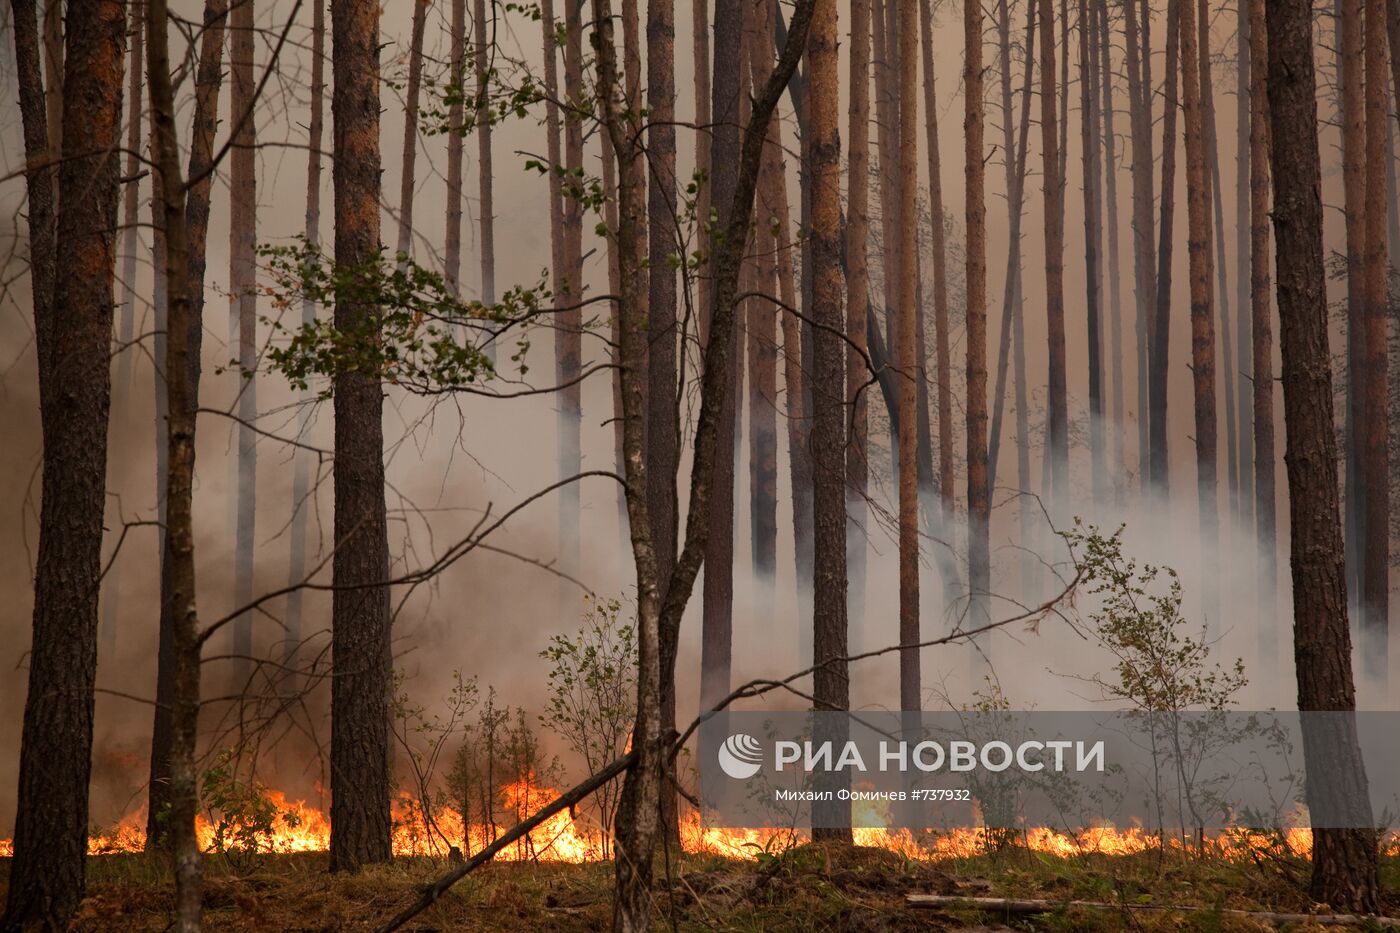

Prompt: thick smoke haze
[{"left": 0, "top": 0, "right": 1392, "bottom": 839}]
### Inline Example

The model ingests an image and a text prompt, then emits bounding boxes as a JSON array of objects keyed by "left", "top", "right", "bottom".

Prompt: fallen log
[{"left": 905, "top": 894, "right": 1400, "bottom": 927}]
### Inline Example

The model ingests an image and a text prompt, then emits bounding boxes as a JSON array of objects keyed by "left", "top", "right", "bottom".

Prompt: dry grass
[{"left": 2, "top": 842, "right": 1397, "bottom": 931}]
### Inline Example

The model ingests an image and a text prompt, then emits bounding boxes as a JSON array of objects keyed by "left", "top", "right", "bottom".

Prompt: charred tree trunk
[
  {"left": 1149, "top": 0, "right": 1181, "bottom": 490},
  {"left": 1340, "top": 0, "right": 1365, "bottom": 616},
  {"left": 328, "top": 0, "right": 393, "bottom": 871},
  {"left": 896, "top": 0, "right": 921, "bottom": 705},
  {"left": 115, "top": 0, "right": 142, "bottom": 399},
  {"left": 2, "top": 1, "right": 124, "bottom": 927},
  {"left": 1264, "top": 0, "right": 1381, "bottom": 909},
  {"left": 229, "top": 0, "right": 257, "bottom": 691},
  {"left": 1181, "top": 0, "right": 1220, "bottom": 627}
]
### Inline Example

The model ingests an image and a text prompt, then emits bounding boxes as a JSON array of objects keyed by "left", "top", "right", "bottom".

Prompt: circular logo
[{"left": 717, "top": 733, "right": 763, "bottom": 779}]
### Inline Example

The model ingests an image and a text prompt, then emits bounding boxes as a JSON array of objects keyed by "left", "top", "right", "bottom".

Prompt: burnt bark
[
  {"left": 1038, "top": 0, "right": 1068, "bottom": 499},
  {"left": 1149, "top": 0, "right": 1182, "bottom": 490}
]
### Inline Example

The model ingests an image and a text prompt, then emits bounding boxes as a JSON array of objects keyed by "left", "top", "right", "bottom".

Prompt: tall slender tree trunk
[
  {"left": 286, "top": 0, "right": 325, "bottom": 686},
  {"left": 965, "top": 0, "right": 990, "bottom": 647},
  {"left": 847, "top": 0, "right": 871, "bottom": 634},
  {"left": 475, "top": 0, "right": 496, "bottom": 358},
  {"left": 1080, "top": 0, "right": 1105, "bottom": 502},
  {"left": 1123, "top": 0, "right": 1155, "bottom": 484},
  {"left": 1181, "top": 0, "right": 1220, "bottom": 626},
  {"left": 1198, "top": 6, "right": 1237, "bottom": 524},
  {"left": 809, "top": 0, "right": 851, "bottom": 842},
  {"left": 1340, "top": 0, "right": 1364, "bottom": 612},
  {"left": 988, "top": 0, "right": 1034, "bottom": 494},
  {"left": 645, "top": 0, "right": 681, "bottom": 847},
  {"left": 115, "top": 0, "right": 142, "bottom": 398},
  {"left": 1099, "top": 0, "right": 1125, "bottom": 497},
  {"left": 1247, "top": 0, "right": 1276, "bottom": 666},
  {"left": 328, "top": 0, "right": 393, "bottom": 872},
  {"left": 1360, "top": 0, "right": 1390, "bottom": 683},
  {"left": 229, "top": 0, "right": 257, "bottom": 690},
  {"left": 1038, "top": 0, "right": 1068, "bottom": 500},
  {"left": 1, "top": 1, "right": 123, "bottom": 927},
  {"left": 1149, "top": 0, "right": 1182, "bottom": 490},
  {"left": 702, "top": 0, "right": 742, "bottom": 719},
  {"left": 1264, "top": 0, "right": 1381, "bottom": 909},
  {"left": 445, "top": 0, "right": 465, "bottom": 294},
  {"left": 919, "top": 0, "right": 954, "bottom": 522},
  {"left": 146, "top": 0, "right": 226, "bottom": 852},
  {"left": 558, "top": 0, "right": 585, "bottom": 577},
  {"left": 145, "top": 0, "right": 205, "bottom": 921},
  {"left": 896, "top": 0, "right": 922, "bottom": 708},
  {"left": 396, "top": 0, "right": 428, "bottom": 262},
  {"left": 1236, "top": 0, "right": 1255, "bottom": 527},
  {"left": 745, "top": 0, "right": 778, "bottom": 592}
]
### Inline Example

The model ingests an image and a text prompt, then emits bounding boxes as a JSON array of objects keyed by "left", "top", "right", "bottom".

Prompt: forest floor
[{"left": 3, "top": 842, "right": 1399, "bottom": 931}]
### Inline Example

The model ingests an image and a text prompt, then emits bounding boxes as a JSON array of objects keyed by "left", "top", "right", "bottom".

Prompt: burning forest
[{"left": 1, "top": 0, "right": 1399, "bottom": 928}]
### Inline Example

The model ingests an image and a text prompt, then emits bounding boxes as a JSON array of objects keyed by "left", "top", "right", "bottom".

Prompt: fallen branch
[
  {"left": 905, "top": 894, "right": 1400, "bottom": 927},
  {"left": 375, "top": 750, "right": 637, "bottom": 933}
]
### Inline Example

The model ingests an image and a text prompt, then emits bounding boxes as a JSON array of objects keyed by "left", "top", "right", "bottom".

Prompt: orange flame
[{"left": 0, "top": 778, "right": 1383, "bottom": 863}]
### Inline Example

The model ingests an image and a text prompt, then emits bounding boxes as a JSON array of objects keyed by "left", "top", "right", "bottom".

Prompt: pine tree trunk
[
  {"left": 1264, "top": 0, "right": 1381, "bottom": 909},
  {"left": 229, "top": 0, "right": 258, "bottom": 691},
  {"left": 1340, "top": 0, "right": 1364, "bottom": 611},
  {"left": 558, "top": 0, "right": 585, "bottom": 577},
  {"left": 645, "top": 0, "right": 681, "bottom": 848},
  {"left": 2, "top": 2, "right": 123, "bottom": 927},
  {"left": 918, "top": 0, "right": 954, "bottom": 522},
  {"left": 445, "top": 0, "right": 465, "bottom": 294},
  {"left": 1098, "top": 0, "right": 1125, "bottom": 499},
  {"left": 1038, "top": 0, "right": 1068, "bottom": 499},
  {"left": 1149, "top": 0, "right": 1182, "bottom": 490},
  {"left": 147, "top": 0, "right": 227, "bottom": 852},
  {"left": 1247, "top": 0, "right": 1276, "bottom": 665},
  {"left": 328, "top": 0, "right": 393, "bottom": 871},
  {"left": 1079, "top": 0, "right": 1105, "bottom": 502},
  {"left": 745, "top": 0, "right": 778, "bottom": 592},
  {"left": 1123, "top": 0, "right": 1155, "bottom": 484},
  {"left": 396, "top": 0, "right": 428, "bottom": 262},
  {"left": 145, "top": 1, "right": 205, "bottom": 921},
  {"left": 1181, "top": 0, "right": 1220, "bottom": 626},
  {"left": 1360, "top": 0, "right": 1390, "bottom": 682},
  {"left": 847, "top": 0, "right": 871, "bottom": 634},
  {"left": 808, "top": 0, "right": 851, "bottom": 842},
  {"left": 286, "top": 0, "right": 326, "bottom": 687},
  {"left": 115, "top": 0, "right": 143, "bottom": 397},
  {"left": 702, "top": 0, "right": 742, "bottom": 719},
  {"left": 1236, "top": 0, "right": 1255, "bottom": 526},
  {"left": 966, "top": 0, "right": 990, "bottom": 651},
  {"left": 475, "top": 0, "right": 496, "bottom": 358}
]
